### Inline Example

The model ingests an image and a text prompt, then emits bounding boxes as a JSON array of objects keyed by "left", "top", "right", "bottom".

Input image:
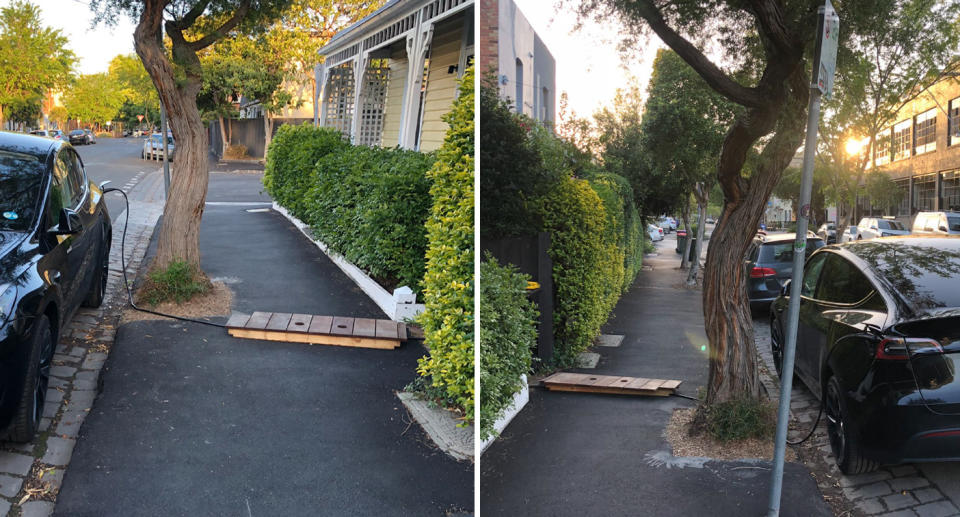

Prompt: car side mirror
[
  {"left": 781, "top": 279, "right": 791, "bottom": 297},
  {"left": 49, "top": 208, "right": 82, "bottom": 235}
]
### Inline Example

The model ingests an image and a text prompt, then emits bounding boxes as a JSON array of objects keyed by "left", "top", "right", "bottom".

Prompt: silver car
[
  {"left": 856, "top": 217, "right": 910, "bottom": 240},
  {"left": 142, "top": 133, "right": 175, "bottom": 160}
]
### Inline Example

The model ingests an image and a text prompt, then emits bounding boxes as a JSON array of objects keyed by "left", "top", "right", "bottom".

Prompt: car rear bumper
[{"left": 859, "top": 399, "right": 960, "bottom": 464}]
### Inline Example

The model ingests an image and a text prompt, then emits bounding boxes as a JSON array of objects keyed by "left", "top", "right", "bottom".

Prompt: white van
[{"left": 912, "top": 211, "right": 960, "bottom": 235}]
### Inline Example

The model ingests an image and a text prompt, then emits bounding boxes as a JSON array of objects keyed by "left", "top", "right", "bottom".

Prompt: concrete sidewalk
[
  {"left": 54, "top": 173, "right": 472, "bottom": 516},
  {"left": 479, "top": 238, "right": 831, "bottom": 516}
]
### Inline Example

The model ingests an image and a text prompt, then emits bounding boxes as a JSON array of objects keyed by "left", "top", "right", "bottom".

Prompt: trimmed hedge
[
  {"left": 263, "top": 124, "right": 435, "bottom": 291},
  {"left": 479, "top": 256, "right": 538, "bottom": 440},
  {"left": 589, "top": 171, "right": 645, "bottom": 290},
  {"left": 416, "top": 67, "right": 476, "bottom": 419}
]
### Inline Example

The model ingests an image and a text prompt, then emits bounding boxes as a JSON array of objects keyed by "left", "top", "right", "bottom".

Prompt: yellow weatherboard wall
[
  {"left": 380, "top": 46, "right": 408, "bottom": 148},
  {"left": 418, "top": 24, "right": 463, "bottom": 152}
]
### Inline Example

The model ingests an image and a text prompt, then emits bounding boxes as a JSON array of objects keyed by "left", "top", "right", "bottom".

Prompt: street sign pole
[
  {"left": 767, "top": 1, "right": 838, "bottom": 515},
  {"left": 157, "top": 24, "right": 171, "bottom": 197}
]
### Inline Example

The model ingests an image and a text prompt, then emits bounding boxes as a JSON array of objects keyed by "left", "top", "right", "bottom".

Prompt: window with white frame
[
  {"left": 950, "top": 97, "right": 960, "bottom": 146},
  {"left": 893, "top": 119, "right": 911, "bottom": 161},
  {"left": 914, "top": 108, "right": 937, "bottom": 155},
  {"left": 874, "top": 128, "right": 891, "bottom": 166}
]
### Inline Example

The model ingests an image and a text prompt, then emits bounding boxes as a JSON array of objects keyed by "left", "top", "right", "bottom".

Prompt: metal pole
[
  {"left": 766, "top": 84, "right": 823, "bottom": 517},
  {"left": 157, "top": 23, "right": 170, "bottom": 196}
]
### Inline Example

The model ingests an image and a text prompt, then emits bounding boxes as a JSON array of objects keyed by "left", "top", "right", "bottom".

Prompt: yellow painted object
[{"left": 526, "top": 281, "right": 540, "bottom": 290}]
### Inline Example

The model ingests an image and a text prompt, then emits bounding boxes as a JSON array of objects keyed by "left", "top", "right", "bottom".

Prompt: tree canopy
[{"left": 64, "top": 73, "right": 127, "bottom": 126}]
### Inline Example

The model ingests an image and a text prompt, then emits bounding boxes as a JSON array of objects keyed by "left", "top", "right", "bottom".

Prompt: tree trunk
[
  {"left": 687, "top": 185, "right": 708, "bottom": 285},
  {"left": 680, "top": 201, "right": 693, "bottom": 270},
  {"left": 134, "top": 5, "right": 209, "bottom": 272},
  {"left": 218, "top": 115, "right": 228, "bottom": 157},
  {"left": 264, "top": 113, "right": 273, "bottom": 159}
]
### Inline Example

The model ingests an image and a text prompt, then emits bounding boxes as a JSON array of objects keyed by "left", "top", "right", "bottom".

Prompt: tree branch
[
  {"left": 186, "top": 0, "right": 251, "bottom": 51},
  {"left": 168, "top": 0, "right": 211, "bottom": 30},
  {"left": 746, "top": 0, "right": 794, "bottom": 55},
  {"left": 631, "top": 0, "right": 766, "bottom": 108}
]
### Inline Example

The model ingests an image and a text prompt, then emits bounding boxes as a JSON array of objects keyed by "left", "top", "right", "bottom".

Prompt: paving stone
[
  {"left": 81, "top": 352, "right": 107, "bottom": 370},
  {"left": 69, "top": 389, "right": 96, "bottom": 410},
  {"left": 72, "top": 377, "right": 97, "bottom": 390},
  {"left": 856, "top": 497, "right": 886, "bottom": 515},
  {"left": 890, "top": 476, "right": 930, "bottom": 491},
  {"left": 575, "top": 352, "right": 600, "bottom": 368},
  {"left": 36, "top": 467, "right": 64, "bottom": 493},
  {"left": 41, "top": 400, "right": 59, "bottom": 419},
  {"left": 20, "top": 500, "right": 55, "bottom": 517},
  {"left": 74, "top": 370, "right": 99, "bottom": 383},
  {"left": 48, "top": 377, "right": 68, "bottom": 390},
  {"left": 844, "top": 480, "right": 893, "bottom": 500},
  {"left": 56, "top": 410, "right": 87, "bottom": 439},
  {"left": 68, "top": 347, "right": 85, "bottom": 358},
  {"left": 0, "top": 499, "right": 9, "bottom": 515},
  {"left": 0, "top": 473, "right": 23, "bottom": 497},
  {"left": 0, "top": 452, "right": 34, "bottom": 475},
  {"left": 44, "top": 389, "right": 63, "bottom": 406},
  {"left": 913, "top": 488, "right": 946, "bottom": 504},
  {"left": 595, "top": 334, "right": 624, "bottom": 347},
  {"left": 883, "top": 493, "right": 918, "bottom": 511},
  {"left": 890, "top": 465, "right": 918, "bottom": 477},
  {"left": 51, "top": 353, "right": 78, "bottom": 365},
  {"left": 913, "top": 500, "right": 960, "bottom": 517},
  {"left": 41, "top": 437, "right": 74, "bottom": 466},
  {"left": 877, "top": 511, "right": 918, "bottom": 517},
  {"left": 38, "top": 417, "right": 51, "bottom": 432},
  {"left": 49, "top": 365, "right": 76, "bottom": 379}
]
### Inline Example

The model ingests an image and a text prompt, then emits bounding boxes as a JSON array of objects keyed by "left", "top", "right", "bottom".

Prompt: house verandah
[{"left": 314, "top": 0, "right": 474, "bottom": 152}]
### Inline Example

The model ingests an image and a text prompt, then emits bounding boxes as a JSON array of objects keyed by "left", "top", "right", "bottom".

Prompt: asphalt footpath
[
  {"left": 479, "top": 237, "right": 831, "bottom": 517},
  {"left": 54, "top": 172, "right": 473, "bottom": 516}
]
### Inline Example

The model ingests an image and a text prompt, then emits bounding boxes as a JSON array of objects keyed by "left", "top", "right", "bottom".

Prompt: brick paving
[
  {"left": 0, "top": 186, "right": 163, "bottom": 516},
  {"left": 754, "top": 318, "right": 960, "bottom": 517}
]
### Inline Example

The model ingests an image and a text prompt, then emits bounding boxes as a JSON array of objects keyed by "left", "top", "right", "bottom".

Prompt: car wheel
[
  {"left": 825, "top": 376, "right": 877, "bottom": 474},
  {"left": 770, "top": 316, "right": 783, "bottom": 378},
  {"left": 7, "top": 315, "right": 54, "bottom": 442},
  {"left": 82, "top": 238, "right": 110, "bottom": 308}
]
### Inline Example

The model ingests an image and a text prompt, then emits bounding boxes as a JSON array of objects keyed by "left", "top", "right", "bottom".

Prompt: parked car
[
  {"left": 840, "top": 225, "right": 860, "bottom": 243},
  {"left": 745, "top": 232, "right": 824, "bottom": 311},
  {"left": 29, "top": 130, "right": 50, "bottom": 137},
  {"left": 50, "top": 130, "right": 64, "bottom": 141},
  {"left": 83, "top": 129, "right": 96, "bottom": 145},
  {"left": 647, "top": 224, "right": 664, "bottom": 242},
  {"left": 856, "top": 217, "right": 909, "bottom": 240},
  {"left": 0, "top": 132, "right": 111, "bottom": 442},
  {"left": 770, "top": 237, "right": 960, "bottom": 473},
  {"left": 912, "top": 211, "right": 960, "bottom": 236},
  {"left": 68, "top": 129, "right": 87, "bottom": 145},
  {"left": 657, "top": 216, "right": 677, "bottom": 233},
  {"left": 817, "top": 222, "right": 837, "bottom": 244},
  {"left": 142, "top": 133, "right": 175, "bottom": 160}
]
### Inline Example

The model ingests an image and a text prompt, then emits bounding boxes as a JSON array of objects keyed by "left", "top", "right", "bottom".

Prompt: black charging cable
[{"left": 104, "top": 187, "right": 226, "bottom": 329}]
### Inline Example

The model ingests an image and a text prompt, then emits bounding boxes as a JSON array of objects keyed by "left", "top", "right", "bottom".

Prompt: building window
[
  {"left": 950, "top": 98, "right": 960, "bottom": 146},
  {"left": 944, "top": 171, "right": 960, "bottom": 211},
  {"left": 895, "top": 178, "right": 911, "bottom": 216},
  {"left": 893, "top": 119, "right": 911, "bottom": 161},
  {"left": 515, "top": 58, "right": 524, "bottom": 114},
  {"left": 914, "top": 108, "right": 937, "bottom": 155},
  {"left": 873, "top": 128, "right": 891, "bottom": 166},
  {"left": 541, "top": 87, "right": 549, "bottom": 121},
  {"left": 913, "top": 173, "right": 937, "bottom": 213}
]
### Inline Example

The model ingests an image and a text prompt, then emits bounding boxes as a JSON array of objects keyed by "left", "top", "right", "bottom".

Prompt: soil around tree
[
  {"left": 665, "top": 407, "right": 796, "bottom": 461},
  {"left": 121, "top": 281, "right": 233, "bottom": 323}
]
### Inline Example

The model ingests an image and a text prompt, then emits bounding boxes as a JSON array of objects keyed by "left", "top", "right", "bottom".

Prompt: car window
[
  {"left": 949, "top": 215, "right": 960, "bottom": 231},
  {"left": 816, "top": 254, "right": 874, "bottom": 304},
  {"left": 0, "top": 150, "right": 44, "bottom": 231},
  {"left": 801, "top": 253, "right": 827, "bottom": 297},
  {"left": 53, "top": 150, "right": 82, "bottom": 208},
  {"left": 65, "top": 150, "right": 86, "bottom": 206},
  {"left": 758, "top": 239, "right": 824, "bottom": 264}
]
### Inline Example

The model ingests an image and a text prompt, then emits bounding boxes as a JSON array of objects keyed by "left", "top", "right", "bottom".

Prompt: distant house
[
  {"left": 314, "top": 0, "right": 474, "bottom": 152},
  {"left": 479, "top": 0, "right": 555, "bottom": 124}
]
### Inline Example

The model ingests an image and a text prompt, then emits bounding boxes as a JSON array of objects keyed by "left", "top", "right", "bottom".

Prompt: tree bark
[
  {"left": 680, "top": 200, "right": 692, "bottom": 270},
  {"left": 687, "top": 184, "right": 708, "bottom": 285},
  {"left": 134, "top": 1, "right": 209, "bottom": 272},
  {"left": 218, "top": 115, "right": 228, "bottom": 156},
  {"left": 263, "top": 112, "right": 273, "bottom": 159}
]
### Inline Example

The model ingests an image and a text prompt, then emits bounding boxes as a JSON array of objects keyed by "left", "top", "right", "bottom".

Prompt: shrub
[
  {"left": 538, "top": 176, "right": 622, "bottom": 366},
  {"left": 417, "top": 67, "right": 475, "bottom": 419},
  {"left": 264, "top": 124, "right": 434, "bottom": 292},
  {"left": 139, "top": 260, "right": 210, "bottom": 305},
  {"left": 588, "top": 171, "right": 643, "bottom": 291},
  {"left": 224, "top": 144, "right": 249, "bottom": 159},
  {"left": 701, "top": 398, "right": 777, "bottom": 442},
  {"left": 479, "top": 256, "right": 538, "bottom": 440}
]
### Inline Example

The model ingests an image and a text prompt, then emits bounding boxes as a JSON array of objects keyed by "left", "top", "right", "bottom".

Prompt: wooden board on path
[
  {"left": 541, "top": 372, "right": 681, "bottom": 397},
  {"left": 226, "top": 312, "right": 405, "bottom": 350}
]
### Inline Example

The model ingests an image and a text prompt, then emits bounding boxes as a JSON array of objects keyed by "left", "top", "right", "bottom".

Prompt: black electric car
[
  {"left": 770, "top": 237, "right": 960, "bottom": 473},
  {"left": 0, "top": 131, "right": 111, "bottom": 442}
]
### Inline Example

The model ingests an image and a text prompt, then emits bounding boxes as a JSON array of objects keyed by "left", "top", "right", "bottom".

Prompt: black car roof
[{"left": 0, "top": 131, "right": 58, "bottom": 161}]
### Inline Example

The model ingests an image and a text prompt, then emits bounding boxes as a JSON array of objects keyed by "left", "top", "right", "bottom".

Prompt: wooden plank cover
[
  {"left": 542, "top": 373, "right": 680, "bottom": 397},
  {"left": 266, "top": 313, "right": 293, "bottom": 331},
  {"left": 308, "top": 315, "right": 333, "bottom": 335},
  {"left": 287, "top": 314, "right": 312, "bottom": 333},
  {"left": 353, "top": 318, "right": 376, "bottom": 337},
  {"left": 331, "top": 317, "right": 354, "bottom": 336},
  {"left": 228, "top": 328, "right": 400, "bottom": 350},
  {"left": 245, "top": 311, "right": 272, "bottom": 330},
  {"left": 375, "top": 320, "right": 399, "bottom": 339},
  {"left": 225, "top": 313, "right": 250, "bottom": 329}
]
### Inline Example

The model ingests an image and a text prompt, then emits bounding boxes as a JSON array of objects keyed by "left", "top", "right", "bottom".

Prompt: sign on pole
[
  {"left": 137, "top": 114, "right": 144, "bottom": 122},
  {"left": 767, "top": 2, "right": 838, "bottom": 516}
]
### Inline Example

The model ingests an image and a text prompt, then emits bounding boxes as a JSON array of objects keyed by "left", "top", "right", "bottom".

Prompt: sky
[
  {"left": 1, "top": 0, "right": 137, "bottom": 75},
  {"left": 513, "top": 0, "right": 663, "bottom": 120}
]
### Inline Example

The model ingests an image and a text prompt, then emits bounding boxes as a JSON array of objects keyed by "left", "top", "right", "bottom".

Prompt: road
[{"left": 72, "top": 136, "right": 161, "bottom": 220}]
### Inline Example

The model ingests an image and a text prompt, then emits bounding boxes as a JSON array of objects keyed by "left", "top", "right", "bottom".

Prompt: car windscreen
[
  {"left": 70, "top": 130, "right": 84, "bottom": 135},
  {"left": 949, "top": 216, "right": 960, "bottom": 231},
  {"left": 0, "top": 151, "right": 44, "bottom": 231},
  {"left": 854, "top": 241, "right": 960, "bottom": 311},
  {"left": 878, "top": 220, "right": 905, "bottom": 230},
  {"left": 758, "top": 239, "right": 825, "bottom": 264}
]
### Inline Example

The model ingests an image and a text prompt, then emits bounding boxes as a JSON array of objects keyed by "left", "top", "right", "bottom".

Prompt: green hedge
[
  {"left": 479, "top": 256, "right": 538, "bottom": 440},
  {"left": 538, "top": 176, "right": 623, "bottom": 367},
  {"left": 263, "top": 125, "right": 435, "bottom": 291},
  {"left": 589, "top": 171, "right": 644, "bottom": 290},
  {"left": 416, "top": 67, "right": 475, "bottom": 419}
]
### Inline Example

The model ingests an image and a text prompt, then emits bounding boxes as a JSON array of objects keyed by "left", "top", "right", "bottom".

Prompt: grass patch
[
  {"left": 694, "top": 397, "right": 777, "bottom": 442},
  {"left": 138, "top": 260, "right": 211, "bottom": 306}
]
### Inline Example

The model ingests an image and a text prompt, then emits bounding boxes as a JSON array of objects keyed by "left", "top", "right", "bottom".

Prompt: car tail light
[
  {"left": 750, "top": 267, "right": 776, "bottom": 278},
  {"left": 876, "top": 337, "right": 943, "bottom": 360}
]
